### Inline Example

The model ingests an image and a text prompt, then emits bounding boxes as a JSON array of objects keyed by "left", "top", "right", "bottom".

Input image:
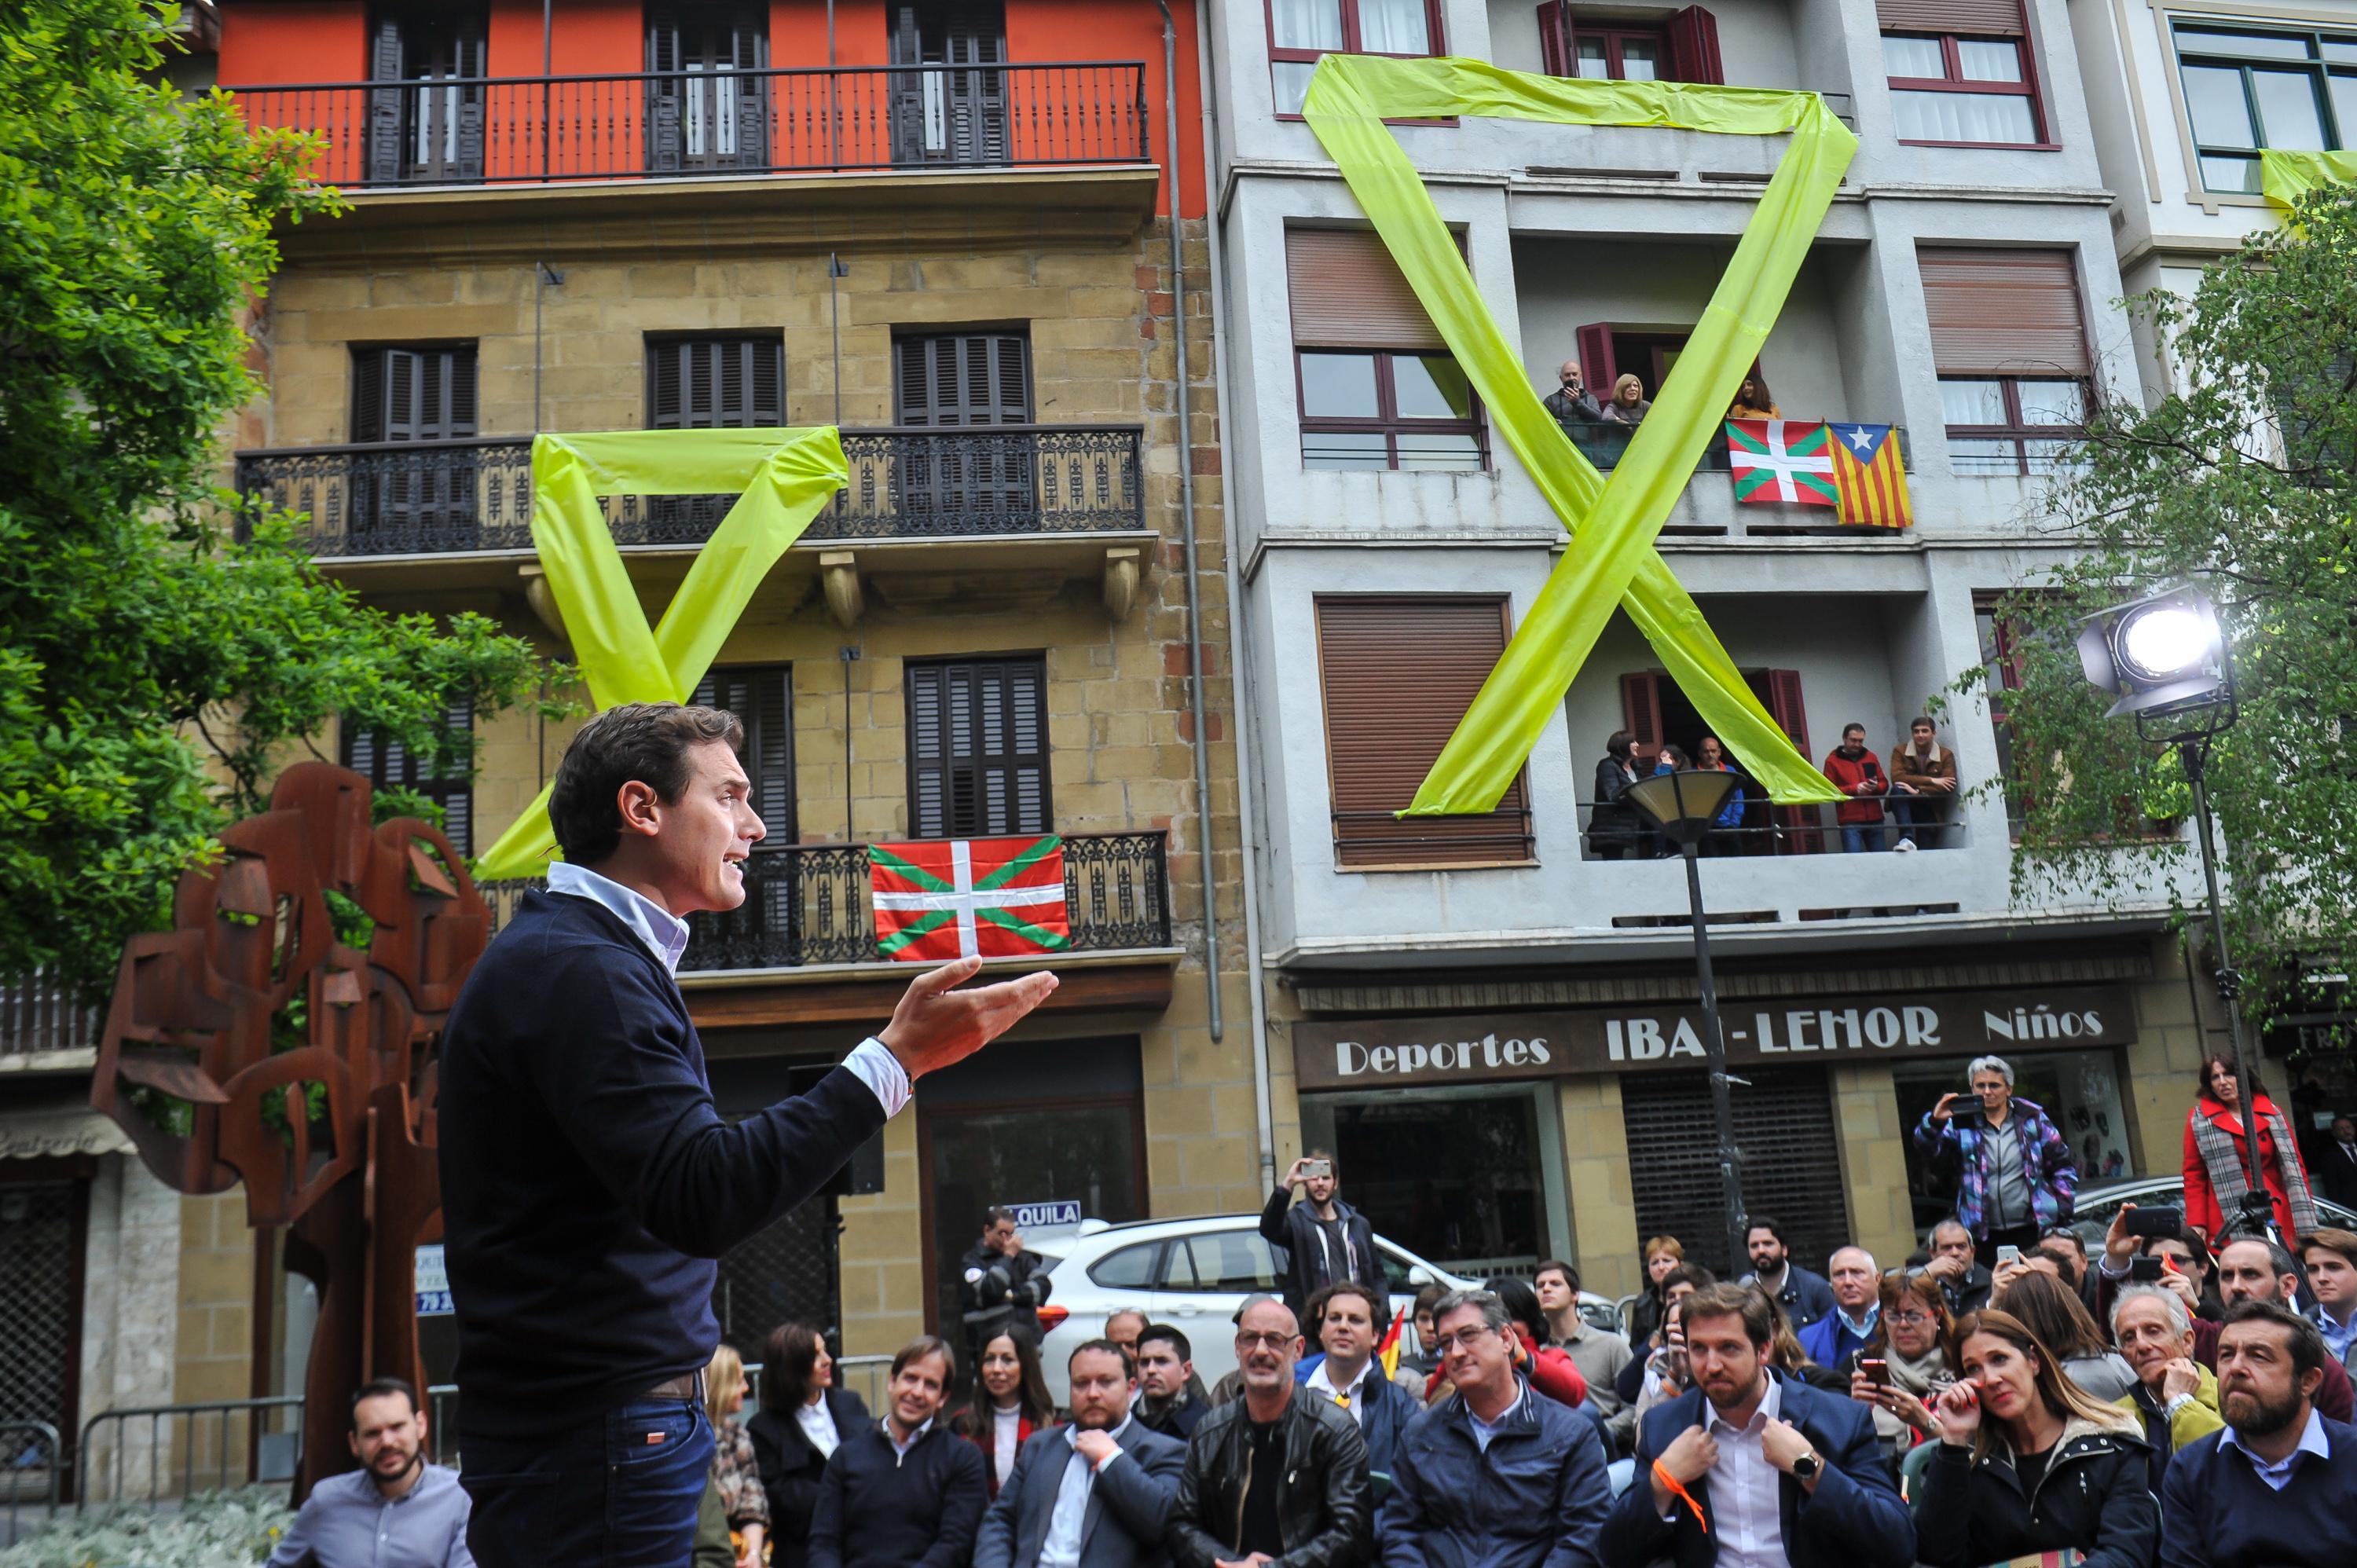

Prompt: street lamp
[
  {"left": 2077, "top": 584, "right": 2273, "bottom": 1236},
  {"left": 1625, "top": 768, "right": 1748, "bottom": 1275}
]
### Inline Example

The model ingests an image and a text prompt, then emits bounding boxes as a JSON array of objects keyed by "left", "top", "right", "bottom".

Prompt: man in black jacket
[
  {"left": 961, "top": 1207, "right": 1054, "bottom": 1359},
  {"left": 440, "top": 704, "right": 1054, "bottom": 1568},
  {"left": 1259, "top": 1154, "right": 1387, "bottom": 1328},
  {"left": 1135, "top": 1324, "right": 1211, "bottom": 1441},
  {"left": 810, "top": 1337, "right": 988, "bottom": 1568},
  {"left": 1171, "top": 1296, "right": 1370, "bottom": 1568},
  {"left": 1919, "top": 1220, "right": 1994, "bottom": 1317}
]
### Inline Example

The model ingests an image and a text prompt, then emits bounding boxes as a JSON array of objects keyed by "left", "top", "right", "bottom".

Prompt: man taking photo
[
  {"left": 975, "top": 1340, "right": 1183, "bottom": 1568},
  {"left": 1601, "top": 1284, "right": 1912, "bottom": 1568},
  {"left": 440, "top": 703, "right": 1055, "bottom": 1568},
  {"left": 1261, "top": 1152, "right": 1387, "bottom": 1328}
]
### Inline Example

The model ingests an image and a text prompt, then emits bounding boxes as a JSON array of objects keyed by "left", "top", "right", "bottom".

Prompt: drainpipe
[
  {"left": 1193, "top": 1, "right": 1275, "bottom": 1185},
  {"left": 1155, "top": 0, "right": 1222, "bottom": 1046}
]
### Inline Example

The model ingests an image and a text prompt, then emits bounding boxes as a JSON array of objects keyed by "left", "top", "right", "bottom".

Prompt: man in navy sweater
[
  {"left": 439, "top": 703, "right": 1056, "bottom": 1568},
  {"left": 811, "top": 1337, "right": 988, "bottom": 1568},
  {"left": 2161, "top": 1301, "right": 2357, "bottom": 1568}
]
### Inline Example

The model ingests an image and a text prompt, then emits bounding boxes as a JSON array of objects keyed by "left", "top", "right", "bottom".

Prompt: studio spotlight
[{"left": 2075, "top": 587, "right": 2228, "bottom": 720}]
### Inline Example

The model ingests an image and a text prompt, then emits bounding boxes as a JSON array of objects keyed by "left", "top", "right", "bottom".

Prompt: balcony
[
  {"left": 1567, "top": 423, "right": 1915, "bottom": 540},
  {"left": 226, "top": 62, "right": 1149, "bottom": 190},
  {"left": 233, "top": 426, "right": 1146, "bottom": 559},
  {"left": 1, "top": 974, "right": 98, "bottom": 1068}
]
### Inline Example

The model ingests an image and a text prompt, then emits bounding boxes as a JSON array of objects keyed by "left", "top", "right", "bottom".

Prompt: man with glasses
[
  {"left": 1382, "top": 1289, "right": 1611, "bottom": 1568},
  {"left": 1171, "top": 1296, "right": 1371, "bottom": 1568}
]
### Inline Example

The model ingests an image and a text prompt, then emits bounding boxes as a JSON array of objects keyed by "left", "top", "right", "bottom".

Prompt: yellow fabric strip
[
  {"left": 1299, "top": 56, "right": 1848, "bottom": 811},
  {"left": 473, "top": 427, "right": 850, "bottom": 879},
  {"left": 2259, "top": 148, "right": 2357, "bottom": 207}
]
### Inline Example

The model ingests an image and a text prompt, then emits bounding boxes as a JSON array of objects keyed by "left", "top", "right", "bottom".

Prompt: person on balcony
[
  {"left": 1821, "top": 724, "right": 1893, "bottom": 853},
  {"left": 1888, "top": 717, "right": 1958, "bottom": 850},
  {"left": 1589, "top": 730, "right": 1644, "bottom": 861},
  {"left": 1545, "top": 359, "right": 1606, "bottom": 430},
  {"left": 1600, "top": 372, "right": 1651, "bottom": 427},
  {"left": 1728, "top": 371, "right": 1782, "bottom": 420},
  {"left": 1695, "top": 735, "right": 1750, "bottom": 855}
]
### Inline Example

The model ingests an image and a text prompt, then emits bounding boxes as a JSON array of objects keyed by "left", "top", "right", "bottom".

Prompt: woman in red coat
[{"left": 2183, "top": 1054, "right": 2320, "bottom": 1245}]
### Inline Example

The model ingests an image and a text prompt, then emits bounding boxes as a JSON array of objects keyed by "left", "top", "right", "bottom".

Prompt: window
[
  {"left": 646, "top": 5, "right": 769, "bottom": 172},
  {"left": 0, "top": 1177, "right": 86, "bottom": 1454},
  {"left": 1287, "top": 229, "right": 1482, "bottom": 471},
  {"left": 1918, "top": 247, "right": 2090, "bottom": 475},
  {"left": 1316, "top": 596, "right": 1534, "bottom": 868},
  {"left": 1162, "top": 1232, "right": 1280, "bottom": 1292},
  {"left": 1268, "top": 0, "right": 1441, "bottom": 115},
  {"left": 1536, "top": 5, "right": 1724, "bottom": 85},
  {"left": 350, "top": 346, "right": 478, "bottom": 542},
  {"left": 1616, "top": 668, "right": 1821, "bottom": 854},
  {"left": 365, "top": 8, "right": 487, "bottom": 185},
  {"left": 692, "top": 665, "right": 795, "bottom": 844},
  {"left": 889, "top": 2, "right": 1009, "bottom": 165},
  {"left": 2175, "top": 24, "right": 2357, "bottom": 194},
  {"left": 342, "top": 700, "right": 474, "bottom": 855},
  {"left": 1088, "top": 1241, "right": 1161, "bottom": 1289},
  {"left": 893, "top": 332, "right": 1034, "bottom": 515},
  {"left": 353, "top": 346, "right": 478, "bottom": 444},
  {"left": 644, "top": 335, "right": 783, "bottom": 535},
  {"left": 905, "top": 656, "right": 1050, "bottom": 839},
  {"left": 1878, "top": 0, "right": 2045, "bottom": 145}
]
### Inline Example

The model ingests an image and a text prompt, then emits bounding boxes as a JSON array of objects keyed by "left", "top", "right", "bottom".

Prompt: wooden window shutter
[
  {"left": 649, "top": 338, "right": 784, "bottom": 429},
  {"left": 339, "top": 700, "right": 474, "bottom": 855},
  {"left": 356, "top": 348, "right": 476, "bottom": 441},
  {"left": 1619, "top": 672, "right": 1664, "bottom": 764},
  {"left": 905, "top": 656, "right": 1050, "bottom": 839},
  {"left": 1762, "top": 667, "right": 1823, "bottom": 853},
  {"left": 1575, "top": 324, "right": 1618, "bottom": 395},
  {"left": 1877, "top": 0, "right": 2025, "bottom": 34},
  {"left": 352, "top": 349, "right": 387, "bottom": 441},
  {"left": 1917, "top": 249, "right": 2089, "bottom": 376},
  {"left": 693, "top": 665, "right": 796, "bottom": 841},
  {"left": 1286, "top": 230, "right": 1446, "bottom": 352},
  {"left": 1666, "top": 7, "right": 1725, "bottom": 85},
  {"left": 1536, "top": 1, "right": 1571, "bottom": 76},
  {"left": 367, "top": 17, "right": 404, "bottom": 184},
  {"left": 893, "top": 334, "right": 1032, "bottom": 426},
  {"left": 381, "top": 351, "right": 418, "bottom": 441},
  {"left": 1317, "top": 597, "right": 1533, "bottom": 868}
]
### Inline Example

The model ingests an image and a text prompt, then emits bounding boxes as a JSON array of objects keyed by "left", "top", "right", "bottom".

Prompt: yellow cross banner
[
  {"left": 474, "top": 427, "right": 851, "bottom": 879},
  {"left": 1299, "top": 56, "right": 1849, "bottom": 813}
]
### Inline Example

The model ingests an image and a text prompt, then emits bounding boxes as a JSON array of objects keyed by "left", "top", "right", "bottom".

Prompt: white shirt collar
[
  {"left": 546, "top": 861, "right": 691, "bottom": 973},
  {"left": 1308, "top": 1358, "right": 1374, "bottom": 1402},
  {"left": 1707, "top": 1372, "right": 1784, "bottom": 1436},
  {"left": 885, "top": 1414, "right": 936, "bottom": 1454},
  {"left": 2223, "top": 1405, "right": 2330, "bottom": 1475}
]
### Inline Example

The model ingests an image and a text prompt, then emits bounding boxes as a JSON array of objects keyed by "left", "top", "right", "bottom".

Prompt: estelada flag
[
  {"left": 870, "top": 835, "right": 1070, "bottom": 962},
  {"left": 1726, "top": 419, "right": 1836, "bottom": 506},
  {"left": 1827, "top": 423, "right": 1914, "bottom": 529}
]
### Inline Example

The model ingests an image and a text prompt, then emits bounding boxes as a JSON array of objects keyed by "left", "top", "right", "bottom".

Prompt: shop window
[
  {"left": 1316, "top": 596, "right": 1534, "bottom": 868},
  {"left": 1536, "top": 5, "right": 1723, "bottom": 84},
  {"left": 1268, "top": 0, "right": 1443, "bottom": 115},
  {"left": 1287, "top": 229, "right": 1483, "bottom": 472},
  {"left": 1876, "top": 0, "right": 2047, "bottom": 146},
  {"left": 1623, "top": 1066, "right": 1849, "bottom": 1278},
  {"left": 905, "top": 655, "right": 1050, "bottom": 841},
  {"left": 1893, "top": 1050, "right": 2135, "bottom": 1236},
  {"left": 1917, "top": 247, "right": 2091, "bottom": 477},
  {"left": 2175, "top": 24, "right": 2357, "bottom": 195},
  {"left": 341, "top": 699, "right": 474, "bottom": 855},
  {"left": 1302, "top": 1086, "right": 1553, "bottom": 1276}
]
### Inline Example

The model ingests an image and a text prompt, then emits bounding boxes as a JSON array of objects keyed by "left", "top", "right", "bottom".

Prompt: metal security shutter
[
  {"left": 0, "top": 1180, "right": 85, "bottom": 1444},
  {"left": 340, "top": 700, "right": 475, "bottom": 855},
  {"left": 1918, "top": 249, "right": 2091, "bottom": 376},
  {"left": 905, "top": 657, "right": 1050, "bottom": 839},
  {"left": 1622, "top": 1067, "right": 1849, "bottom": 1278},
  {"left": 1317, "top": 596, "right": 1533, "bottom": 867},
  {"left": 1876, "top": 0, "right": 2025, "bottom": 35},
  {"left": 1287, "top": 229, "right": 1446, "bottom": 351},
  {"left": 691, "top": 665, "right": 796, "bottom": 843}
]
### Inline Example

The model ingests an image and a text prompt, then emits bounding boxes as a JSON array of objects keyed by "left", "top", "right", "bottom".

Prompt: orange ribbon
[{"left": 1653, "top": 1461, "right": 1708, "bottom": 1533}]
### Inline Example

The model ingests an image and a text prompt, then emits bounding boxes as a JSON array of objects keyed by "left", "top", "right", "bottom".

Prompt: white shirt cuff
[
  {"left": 843, "top": 1038, "right": 912, "bottom": 1118},
  {"left": 1095, "top": 1448, "right": 1127, "bottom": 1472}
]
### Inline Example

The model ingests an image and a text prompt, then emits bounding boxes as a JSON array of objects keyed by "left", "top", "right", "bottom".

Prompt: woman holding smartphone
[
  {"left": 1847, "top": 1271, "right": 1954, "bottom": 1460},
  {"left": 1911, "top": 1310, "right": 2157, "bottom": 1568}
]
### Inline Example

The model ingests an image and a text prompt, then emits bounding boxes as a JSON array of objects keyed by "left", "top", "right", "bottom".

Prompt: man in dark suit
[
  {"left": 975, "top": 1339, "right": 1183, "bottom": 1568},
  {"left": 1600, "top": 1284, "right": 1913, "bottom": 1568},
  {"left": 440, "top": 703, "right": 1057, "bottom": 1568},
  {"left": 2315, "top": 1116, "right": 2357, "bottom": 1211}
]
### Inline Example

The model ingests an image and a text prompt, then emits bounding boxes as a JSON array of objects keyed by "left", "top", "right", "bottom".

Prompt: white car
[{"left": 1022, "top": 1214, "right": 1616, "bottom": 1403}]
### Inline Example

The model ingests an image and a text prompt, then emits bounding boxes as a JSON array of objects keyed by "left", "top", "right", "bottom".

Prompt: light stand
[{"left": 1626, "top": 768, "right": 1748, "bottom": 1275}]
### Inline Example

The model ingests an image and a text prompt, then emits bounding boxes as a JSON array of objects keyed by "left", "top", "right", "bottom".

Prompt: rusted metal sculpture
[{"left": 90, "top": 763, "right": 486, "bottom": 1496}]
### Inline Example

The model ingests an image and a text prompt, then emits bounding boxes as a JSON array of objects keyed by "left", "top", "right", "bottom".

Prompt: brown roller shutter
[
  {"left": 1288, "top": 229, "right": 1446, "bottom": 352},
  {"left": 1622, "top": 1066, "right": 1850, "bottom": 1278},
  {"left": 1918, "top": 249, "right": 2090, "bottom": 376},
  {"left": 1876, "top": 0, "right": 2024, "bottom": 35},
  {"left": 1316, "top": 596, "right": 1533, "bottom": 868}
]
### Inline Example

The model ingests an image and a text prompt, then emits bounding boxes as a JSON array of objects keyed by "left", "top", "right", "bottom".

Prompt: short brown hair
[
  {"left": 548, "top": 702, "right": 743, "bottom": 864},
  {"left": 2304, "top": 1227, "right": 2357, "bottom": 1272},
  {"left": 1307, "top": 1280, "right": 1384, "bottom": 1328},
  {"left": 1681, "top": 1283, "right": 1774, "bottom": 1349},
  {"left": 889, "top": 1335, "right": 956, "bottom": 1382},
  {"left": 1536, "top": 1258, "right": 1579, "bottom": 1293}
]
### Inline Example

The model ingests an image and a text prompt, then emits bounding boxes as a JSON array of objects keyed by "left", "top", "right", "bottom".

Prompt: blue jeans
[
  {"left": 460, "top": 1399, "right": 713, "bottom": 1568},
  {"left": 1841, "top": 823, "right": 1886, "bottom": 853}
]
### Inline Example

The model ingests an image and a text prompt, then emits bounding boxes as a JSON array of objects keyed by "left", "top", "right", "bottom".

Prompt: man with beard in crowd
[
  {"left": 1134, "top": 1324, "right": 1211, "bottom": 1441},
  {"left": 975, "top": 1340, "right": 1182, "bottom": 1568},
  {"left": 268, "top": 1379, "right": 473, "bottom": 1568},
  {"left": 1739, "top": 1221, "right": 1835, "bottom": 1332}
]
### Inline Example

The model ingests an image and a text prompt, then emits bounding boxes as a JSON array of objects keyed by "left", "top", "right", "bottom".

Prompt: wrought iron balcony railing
[
  {"left": 225, "top": 62, "right": 1149, "bottom": 189},
  {"left": 481, "top": 831, "right": 1172, "bottom": 971},
  {"left": 232, "top": 426, "right": 1145, "bottom": 557}
]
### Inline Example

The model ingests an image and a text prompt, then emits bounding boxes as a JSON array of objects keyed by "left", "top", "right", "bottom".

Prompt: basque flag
[
  {"left": 870, "top": 836, "right": 1071, "bottom": 962},
  {"left": 1827, "top": 423, "right": 1914, "bottom": 529},
  {"left": 1726, "top": 419, "right": 1837, "bottom": 506}
]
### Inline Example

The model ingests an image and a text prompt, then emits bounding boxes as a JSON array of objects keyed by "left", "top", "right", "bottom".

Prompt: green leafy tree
[
  {"left": 1958, "top": 185, "right": 2357, "bottom": 1026},
  {"left": 0, "top": 0, "right": 569, "bottom": 1006}
]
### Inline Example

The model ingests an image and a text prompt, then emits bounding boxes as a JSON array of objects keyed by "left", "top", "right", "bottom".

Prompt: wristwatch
[{"left": 1790, "top": 1451, "right": 1822, "bottom": 1480}]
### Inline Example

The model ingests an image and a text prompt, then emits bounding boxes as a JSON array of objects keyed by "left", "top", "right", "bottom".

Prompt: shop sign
[
  {"left": 416, "top": 1243, "right": 453, "bottom": 1317},
  {"left": 1293, "top": 986, "right": 2134, "bottom": 1091},
  {"left": 1007, "top": 1200, "right": 1083, "bottom": 1232}
]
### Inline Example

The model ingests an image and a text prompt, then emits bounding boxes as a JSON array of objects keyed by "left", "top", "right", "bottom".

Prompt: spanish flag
[
  {"left": 1376, "top": 1306, "right": 1407, "bottom": 1380},
  {"left": 1827, "top": 423, "right": 1913, "bottom": 529}
]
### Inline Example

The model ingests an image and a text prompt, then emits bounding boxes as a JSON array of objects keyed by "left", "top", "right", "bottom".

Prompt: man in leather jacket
[
  {"left": 1171, "top": 1295, "right": 1370, "bottom": 1568},
  {"left": 961, "top": 1207, "right": 1052, "bottom": 1361}
]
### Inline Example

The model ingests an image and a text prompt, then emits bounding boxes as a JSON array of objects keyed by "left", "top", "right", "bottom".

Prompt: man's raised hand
[{"left": 879, "top": 956, "right": 1058, "bottom": 1079}]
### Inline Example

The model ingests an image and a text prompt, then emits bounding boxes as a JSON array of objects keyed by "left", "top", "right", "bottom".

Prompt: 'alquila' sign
[{"left": 1292, "top": 987, "right": 2132, "bottom": 1091}]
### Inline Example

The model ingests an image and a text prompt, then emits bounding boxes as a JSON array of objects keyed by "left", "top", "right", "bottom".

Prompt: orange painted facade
[{"left": 216, "top": 1, "right": 1203, "bottom": 214}]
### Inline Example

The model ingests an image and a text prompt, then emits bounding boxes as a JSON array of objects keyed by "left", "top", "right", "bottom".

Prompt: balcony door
[
  {"left": 682, "top": 665, "right": 800, "bottom": 968},
  {"left": 890, "top": 2, "right": 1009, "bottom": 167},
  {"left": 892, "top": 332, "right": 1033, "bottom": 524},
  {"left": 1620, "top": 666, "right": 1822, "bottom": 853},
  {"left": 365, "top": 8, "right": 486, "bottom": 185},
  {"left": 641, "top": 335, "right": 786, "bottom": 540},
  {"left": 647, "top": 5, "right": 771, "bottom": 173},
  {"left": 906, "top": 656, "right": 1050, "bottom": 841},
  {"left": 350, "top": 346, "right": 478, "bottom": 548}
]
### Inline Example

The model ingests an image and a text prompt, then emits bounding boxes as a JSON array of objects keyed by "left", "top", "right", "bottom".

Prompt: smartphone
[
  {"left": 1860, "top": 1357, "right": 1891, "bottom": 1387},
  {"left": 2124, "top": 1206, "right": 2183, "bottom": 1239},
  {"left": 2128, "top": 1256, "right": 2166, "bottom": 1282},
  {"left": 1996, "top": 1244, "right": 2022, "bottom": 1267},
  {"left": 1302, "top": 1159, "right": 1333, "bottom": 1180}
]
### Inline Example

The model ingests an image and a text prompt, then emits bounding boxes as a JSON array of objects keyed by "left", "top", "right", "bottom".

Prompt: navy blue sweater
[
  {"left": 437, "top": 891, "right": 887, "bottom": 1433},
  {"left": 2159, "top": 1414, "right": 2357, "bottom": 1568},
  {"left": 808, "top": 1421, "right": 988, "bottom": 1568}
]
